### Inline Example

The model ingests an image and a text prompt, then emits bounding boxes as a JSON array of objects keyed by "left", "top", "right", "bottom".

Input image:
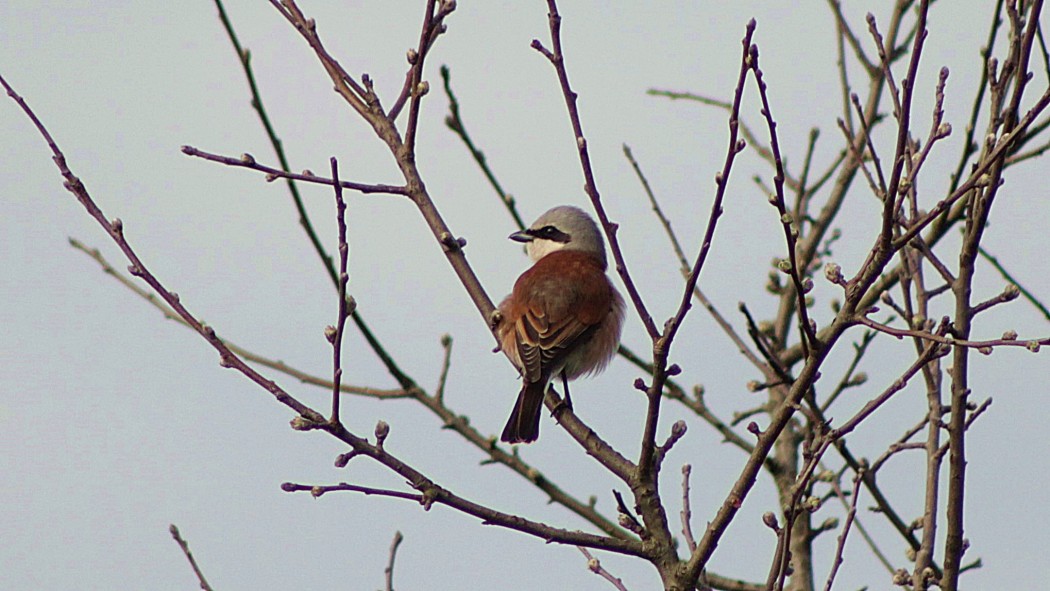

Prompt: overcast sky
[{"left": 3, "top": 2, "right": 1048, "bottom": 590}]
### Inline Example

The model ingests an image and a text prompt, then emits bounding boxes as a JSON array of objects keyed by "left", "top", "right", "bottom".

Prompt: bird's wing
[{"left": 514, "top": 290, "right": 599, "bottom": 383}]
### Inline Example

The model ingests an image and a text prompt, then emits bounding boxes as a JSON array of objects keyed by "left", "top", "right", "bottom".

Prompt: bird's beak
[{"left": 508, "top": 230, "right": 534, "bottom": 243}]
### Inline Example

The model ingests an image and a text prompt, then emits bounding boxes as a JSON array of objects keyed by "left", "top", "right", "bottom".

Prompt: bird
[{"left": 496, "top": 205, "right": 625, "bottom": 444}]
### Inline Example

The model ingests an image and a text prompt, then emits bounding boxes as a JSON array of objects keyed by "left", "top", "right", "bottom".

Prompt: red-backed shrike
[{"left": 497, "top": 206, "right": 625, "bottom": 444}]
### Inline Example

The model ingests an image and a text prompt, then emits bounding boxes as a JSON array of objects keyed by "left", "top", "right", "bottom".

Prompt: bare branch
[
  {"left": 855, "top": 314, "right": 1047, "bottom": 352},
  {"left": 169, "top": 525, "right": 215, "bottom": 591},
  {"left": 328, "top": 157, "right": 351, "bottom": 424},
  {"left": 623, "top": 144, "right": 769, "bottom": 376},
  {"left": 680, "top": 464, "right": 697, "bottom": 553},
  {"left": 213, "top": 0, "right": 343, "bottom": 288},
  {"left": 435, "top": 334, "right": 454, "bottom": 405},
  {"left": 824, "top": 465, "right": 896, "bottom": 575},
  {"left": 577, "top": 547, "right": 629, "bottom": 591},
  {"left": 2, "top": 72, "right": 643, "bottom": 556},
  {"left": 180, "top": 145, "right": 407, "bottom": 195},
  {"left": 441, "top": 65, "right": 525, "bottom": 230},
  {"left": 533, "top": 0, "right": 658, "bottom": 339},
  {"left": 646, "top": 89, "right": 800, "bottom": 191},
  {"left": 826, "top": 0, "right": 877, "bottom": 75},
  {"left": 67, "top": 238, "right": 629, "bottom": 541},
  {"left": 385, "top": 531, "right": 404, "bottom": 591},
  {"left": 978, "top": 245, "right": 1050, "bottom": 321},
  {"left": 70, "top": 238, "right": 417, "bottom": 398},
  {"left": 751, "top": 45, "right": 820, "bottom": 353},
  {"left": 637, "top": 18, "right": 757, "bottom": 482},
  {"left": 821, "top": 470, "right": 865, "bottom": 591}
]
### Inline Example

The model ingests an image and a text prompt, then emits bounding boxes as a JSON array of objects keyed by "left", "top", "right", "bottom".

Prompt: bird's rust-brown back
[{"left": 498, "top": 250, "right": 613, "bottom": 381}]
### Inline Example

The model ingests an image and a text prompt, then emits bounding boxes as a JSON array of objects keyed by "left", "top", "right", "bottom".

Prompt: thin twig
[
  {"left": 835, "top": 116, "right": 885, "bottom": 201},
  {"left": 870, "top": 416, "right": 931, "bottom": 473},
  {"left": 329, "top": 157, "right": 351, "bottom": 424},
  {"left": 911, "top": 235, "right": 957, "bottom": 287},
  {"left": 850, "top": 91, "right": 889, "bottom": 198},
  {"left": 826, "top": 0, "right": 877, "bottom": 74},
  {"left": 821, "top": 470, "right": 864, "bottom": 591},
  {"left": 636, "top": 18, "right": 757, "bottom": 483},
  {"left": 385, "top": 531, "right": 404, "bottom": 591},
  {"left": 69, "top": 233, "right": 633, "bottom": 539},
  {"left": 441, "top": 65, "right": 525, "bottom": 230},
  {"left": 792, "top": 127, "right": 820, "bottom": 227},
  {"left": 533, "top": 0, "right": 657, "bottom": 339},
  {"left": 269, "top": 0, "right": 371, "bottom": 116},
  {"left": 283, "top": 481, "right": 424, "bottom": 501},
  {"left": 978, "top": 245, "right": 1050, "bottom": 321},
  {"left": 622, "top": 144, "right": 773, "bottom": 393},
  {"left": 213, "top": 0, "right": 423, "bottom": 413},
  {"left": 401, "top": 1, "right": 456, "bottom": 153},
  {"left": 169, "top": 525, "right": 215, "bottom": 591},
  {"left": 832, "top": 338, "right": 947, "bottom": 439},
  {"left": 824, "top": 464, "right": 896, "bottom": 575},
  {"left": 1003, "top": 133, "right": 1050, "bottom": 164},
  {"left": 181, "top": 145, "right": 407, "bottom": 195},
  {"left": 68, "top": 238, "right": 416, "bottom": 399},
  {"left": 681, "top": 464, "right": 697, "bottom": 553},
  {"left": 891, "top": 85, "right": 1050, "bottom": 251},
  {"left": 750, "top": 44, "right": 819, "bottom": 353},
  {"left": 435, "top": 334, "right": 453, "bottom": 405},
  {"left": 647, "top": 88, "right": 803, "bottom": 192},
  {"left": 950, "top": 0, "right": 1004, "bottom": 194},
  {"left": 213, "top": 0, "right": 344, "bottom": 286},
  {"left": 682, "top": 20, "right": 859, "bottom": 584},
  {"left": 623, "top": 144, "right": 687, "bottom": 265},
  {"left": 855, "top": 314, "right": 1047, "bottom": 351},
  {"left": 820, "top": 330, "right": 876, "bottom": 412},
  {"left": 577, "top": 547, "right": 630, "bottom": 591}
]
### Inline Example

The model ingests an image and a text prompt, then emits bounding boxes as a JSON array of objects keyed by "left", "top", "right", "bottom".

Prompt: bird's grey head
[{"left": 508, "top": 205, "right": 607, "bottom": 266}]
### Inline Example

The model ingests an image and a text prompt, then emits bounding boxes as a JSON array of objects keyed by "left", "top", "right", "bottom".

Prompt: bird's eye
[{"left": 530, "top": 225, "right": 571, "bottom": 243}]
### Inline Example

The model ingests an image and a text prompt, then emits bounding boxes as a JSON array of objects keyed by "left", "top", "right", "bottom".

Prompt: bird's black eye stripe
[{"left": 531, "top": 225, "right": 572, "bottom": 243}]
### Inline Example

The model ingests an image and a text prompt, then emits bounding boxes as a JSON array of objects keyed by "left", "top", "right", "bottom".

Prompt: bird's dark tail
[{"left": 500, "top": 381, "right": 547, "bottom": 444}]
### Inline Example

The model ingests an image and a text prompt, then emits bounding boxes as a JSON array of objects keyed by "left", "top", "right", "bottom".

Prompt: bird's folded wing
[{"left": 515, "top": 305, "right": 593, "bottom": 382}]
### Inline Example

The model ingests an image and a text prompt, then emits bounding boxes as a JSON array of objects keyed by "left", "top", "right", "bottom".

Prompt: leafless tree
[{"left": 4, "top": 1, "right": 1048, "bottom": 590}]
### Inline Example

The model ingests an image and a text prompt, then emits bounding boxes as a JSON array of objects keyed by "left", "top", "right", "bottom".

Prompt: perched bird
[{"left": 497, "top": 206, "right": 625, "bottom": 444}]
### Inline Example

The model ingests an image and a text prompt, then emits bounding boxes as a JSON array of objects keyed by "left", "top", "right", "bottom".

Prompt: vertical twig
[
  {"left": 384, "top": 530, "right": 404, "bottom": 591},
  {"left": 750, "top": 44, "right": 819, "bottom": 354},
  {"left": 826, "top": 465, "right": 896, "bottom": 575},
  {"left": 636, "top": 19, "right": 757, "bottom": 481},
  {"left": 680, "top": 20, "right": 858, "bottom": 587},
  {"left": 680, "top": 464, "right": 697, "bottom": 553},
  {"left": 435, "top": 334, "right": 453, "bottom": 405},
  {"left": 402, "top": 0, "right": 439, "bottom": 152},
  {"left": 216, "top": 0, "right": 421, "bottom": 397},
  {"left": 329, "top": 157, "right": 351, "bottom": 424},
  {"left": 945, "top": 4, "right": 1045, "bottom": 587},
  {"left": 532, "top": 0, "right": 658, "bottom": 339},
  {"left": 856, "top": 2, "right": 931, "bottom": 298}
]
